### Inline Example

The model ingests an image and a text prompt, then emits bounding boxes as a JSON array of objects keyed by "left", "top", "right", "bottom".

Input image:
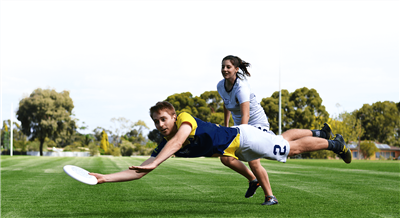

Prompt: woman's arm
[
  {"left": 240, "top": 101, "right": 250, "bottom": 124},
  {"left": 223, "top": 104, "right": 231, "bottom": 127}
]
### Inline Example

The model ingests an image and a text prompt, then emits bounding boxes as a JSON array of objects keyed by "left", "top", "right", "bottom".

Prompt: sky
[{"left": 1, "top": 0, "right": 399, "bottom": 136}]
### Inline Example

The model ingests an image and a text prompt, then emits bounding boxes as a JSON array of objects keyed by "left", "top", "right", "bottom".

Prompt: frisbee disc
[{"left": 63, "top": 165, "right": 97, "bottom": 185}]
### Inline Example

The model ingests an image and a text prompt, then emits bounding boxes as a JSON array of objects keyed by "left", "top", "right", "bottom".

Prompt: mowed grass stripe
[
  {"left": 1, "top": 156, "right": 399, "bottom": 218},
  {"left": 262, "top": 159, "right": 399, "bottom": 217}
]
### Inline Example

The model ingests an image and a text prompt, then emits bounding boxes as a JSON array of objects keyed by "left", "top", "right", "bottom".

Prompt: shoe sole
[
  {"left": 261, "top": 202, "right": 278, "bottom": 206},
  {"left": 335, "top": 134, "right": 352, "bottom": 164},
  {"left": 341, "top": 145, "right": 352, "bottom": 164},
  {"left": 245, "top": 189, "right": 258, "bottom": 198},
  {"left": 261, "top": 199, "right": 279, "bottom": 205}
]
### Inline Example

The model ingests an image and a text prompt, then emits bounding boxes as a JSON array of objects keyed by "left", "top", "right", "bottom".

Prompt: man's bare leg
[
  {"left": 220, "top": 156, "right": 256, "bottom": 181},
  {"left": 283, "top": 129, "right": 352, "bottom": 163},
  {"left": 281, "top": 129, "right": 313, "bottom": 141},
  {"left": 287, "top": 136, "right": 329, "bottom": 156}
]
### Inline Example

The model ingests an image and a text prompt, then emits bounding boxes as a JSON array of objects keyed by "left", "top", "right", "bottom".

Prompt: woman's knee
[{"left": 248, "top": 159, "right": 260, "bottom": 168}]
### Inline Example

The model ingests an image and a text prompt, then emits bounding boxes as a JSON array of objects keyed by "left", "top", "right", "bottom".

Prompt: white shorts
[
  {"left": 252, "top": 124, "right": 270, "bottom": 132},
  {"left": 235, "top": 124, "right": 290, "bottom": 163}
]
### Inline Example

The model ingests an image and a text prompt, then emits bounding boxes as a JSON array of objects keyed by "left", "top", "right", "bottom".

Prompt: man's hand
[
  {"left": 88, "top": 173, "right": 106, "bottom": 184},
  {"left": 129, "top": 162, "right": 158, "bottom": 173}
]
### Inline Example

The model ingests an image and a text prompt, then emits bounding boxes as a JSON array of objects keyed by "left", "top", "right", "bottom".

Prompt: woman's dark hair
[
  {"left": 149, "top": 101, "right": 176, "bottom": 119},
  {"left": 222, "top": 55, "right": 251, "bottom": 79}
]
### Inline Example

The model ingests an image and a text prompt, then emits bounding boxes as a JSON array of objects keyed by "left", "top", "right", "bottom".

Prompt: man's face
[{"left": 152, "top": 109, "right": 176, "bottom": 137}]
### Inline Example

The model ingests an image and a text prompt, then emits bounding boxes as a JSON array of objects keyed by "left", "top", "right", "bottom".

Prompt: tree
[
  {"left": 200, "top": 91, "right": 224, "bottom": 113},
  {"left": 93, "top": 127, "right": 112, "bottom": 142},
  {"left": 200, "top": 90, "right": 233, "bottom": 125},
  {"left": 360, "top": 141, "right": 379, "bottom": 159},
  {"left": 330, "top": 112, "right": 364, "bottom": 144},
  {"left": 81, "top": 134, "right": 95, "bottom": 146},
  {"left": 356, "top": 101, "right": 400, "bottom": 146},
  {"left": 396, "top": 102, "right": 400, "bottom": 146},
  {"left": 148, "top": 129, "right": 163, "bottom": 144},
  {"left": 88, "top": 142, "right": 99, "bottom": 156},
  {"left": 4, "top": 120, "right": 30, "bottom": 153},
  {"left": 260, "top": 89, "right": 292, "bottom": 133},
  {"left": 165, "top": 91, "right": 235, "bottom": 125},
  {"left": 2, "top": 122, "right": 10, "bottom": 150},
  {"left": 100, "top": 130, "right": 111, "bottom": 154},
  {"left": 166, "top": 92, "right": 211, "bottom": 121},
  {"left": 261, "top": 87, "right": 329, "bottom": 134},
  {"left": 16, "top": 88, "right": 75, "bottom": 156},
  {"left": 110, "top": 117, "right": 132, "bottom": 145},
  {"left": 288, "top": 87, "right": 329, "bottom": 129},
  {"left": 129, "top": 120, "right": 149, "bottom": 144},
  {"left": 120, "top": 139, "right": 135, "bottom": 156},
  {"left": 309, "top": 150, "right": 336, "bottom": 159},
  {"left": 208, "top": 112, "right": 228, "bottom": 126}
]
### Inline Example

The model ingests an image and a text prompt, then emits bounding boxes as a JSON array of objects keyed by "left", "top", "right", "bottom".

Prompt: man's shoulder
[
  {"left": 177, "top": 112, "right": 192, "bottom": 119},
  {"left": 177, "top": 112, "right": 197, "bottom": 128}
]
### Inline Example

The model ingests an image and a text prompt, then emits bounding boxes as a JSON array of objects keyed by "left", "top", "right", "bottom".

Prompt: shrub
[
  {"left": 111, "top": 147, "right": 121, "bottom": 157},
  {"left": 88, "top": 142, "right": 99, "bottom": 156},
  {"left": 309, "top": 150, "right": 336, "bottom": 159},
  {"left": 120, "top": 140, "right": 135, "bottom": 156},
  {"left": 360, "top": 141, "right": 380, "bottom": 159},
  {"left": 27, "top": 140, "right": 42, "bottom": 151}
]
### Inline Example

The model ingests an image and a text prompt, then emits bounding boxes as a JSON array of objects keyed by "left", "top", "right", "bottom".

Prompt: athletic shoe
[
  {"left": 321, "top": 123, "right": 335, "bottom": 140},
  {"left": 245, "top": 179, "right": 260, "bottom": 198},
  {"left": 261, "top": 196, "right": 278, "bottom": 206},
  {"left": 333, "top": 134, "right": 352, "bottom": 164}
]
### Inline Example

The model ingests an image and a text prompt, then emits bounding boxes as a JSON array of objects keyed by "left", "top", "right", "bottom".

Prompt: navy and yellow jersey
[{"left": 151, "top": 112, "right": 241, "bottom": 159}]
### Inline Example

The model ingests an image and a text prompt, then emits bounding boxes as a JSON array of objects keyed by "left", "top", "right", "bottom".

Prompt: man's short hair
[{"left": 149, "top": 101, "right": 176, "bottom": 119}]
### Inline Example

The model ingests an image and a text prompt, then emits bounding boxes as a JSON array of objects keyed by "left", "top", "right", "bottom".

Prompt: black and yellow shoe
[
  {"left": 321, "top": 123, "right": 335, "bottom": 140},
  {"left": 333, "top": 134, "right": 352, "bottom": 164}
]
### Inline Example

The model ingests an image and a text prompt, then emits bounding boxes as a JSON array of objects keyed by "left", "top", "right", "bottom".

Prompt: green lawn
[{"left": 1, "top": 156, "right": 399, "bottom": 217}]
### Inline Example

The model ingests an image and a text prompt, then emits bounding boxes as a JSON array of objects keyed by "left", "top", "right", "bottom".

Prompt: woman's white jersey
[{"left": 217, "top": 78, "right": 269, "bottom": 130}]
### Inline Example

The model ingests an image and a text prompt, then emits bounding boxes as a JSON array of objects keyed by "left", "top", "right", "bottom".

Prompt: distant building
[{"left": 348, "top": 142, "right": 400, "bottom": 160}]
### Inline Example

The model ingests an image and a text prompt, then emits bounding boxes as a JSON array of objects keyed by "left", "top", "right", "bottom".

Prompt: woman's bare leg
[{"left": 248, "top": 159, "right": 273, "bottom": 196}]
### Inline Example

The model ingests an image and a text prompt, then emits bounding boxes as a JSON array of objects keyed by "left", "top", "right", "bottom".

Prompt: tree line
[{"left": 1, "top": 88, "right": 399, "bottom": 157}]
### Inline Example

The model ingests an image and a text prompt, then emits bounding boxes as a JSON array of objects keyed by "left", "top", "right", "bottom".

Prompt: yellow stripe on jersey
[
  {"left": 175, "top": 112, "right": 239, "bottom": 159},
  {"left": 222, "top": 133, "right": 240, "bottom": 159}
]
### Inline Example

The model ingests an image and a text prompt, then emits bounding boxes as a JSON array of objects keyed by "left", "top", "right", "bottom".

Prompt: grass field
[{"left": 1, "top": 156, "right": 399, "bottom": 218}]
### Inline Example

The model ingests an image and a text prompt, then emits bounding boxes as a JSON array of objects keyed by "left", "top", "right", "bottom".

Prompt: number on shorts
[
  {"left": 257, "top": 127, "right": 269, "bottom": 133},
  {"left": 273, "top": 145, "right": 286, "bottom": 155}
]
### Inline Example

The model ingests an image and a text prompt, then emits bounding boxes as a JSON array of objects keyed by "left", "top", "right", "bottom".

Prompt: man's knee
[{"left": 220, "top": 156, "right": 235, "bottom": 166}]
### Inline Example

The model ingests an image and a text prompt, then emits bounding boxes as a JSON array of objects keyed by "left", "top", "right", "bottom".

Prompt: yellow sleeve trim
[{"left": 176, "top": 112, "right": 197, "bottom": 136}]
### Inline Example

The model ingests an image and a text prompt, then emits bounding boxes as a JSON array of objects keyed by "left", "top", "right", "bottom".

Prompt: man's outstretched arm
[
  {"left": 89, "top": 157, "right": 155, "bottom": 184},
  {"left": 129, "top": 123, "right": 192, "bottom": 173}
]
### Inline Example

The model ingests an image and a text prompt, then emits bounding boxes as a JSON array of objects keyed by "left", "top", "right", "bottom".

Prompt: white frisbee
[{"left": 63, "top": 165, "right": 97, "bottom": 185}]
